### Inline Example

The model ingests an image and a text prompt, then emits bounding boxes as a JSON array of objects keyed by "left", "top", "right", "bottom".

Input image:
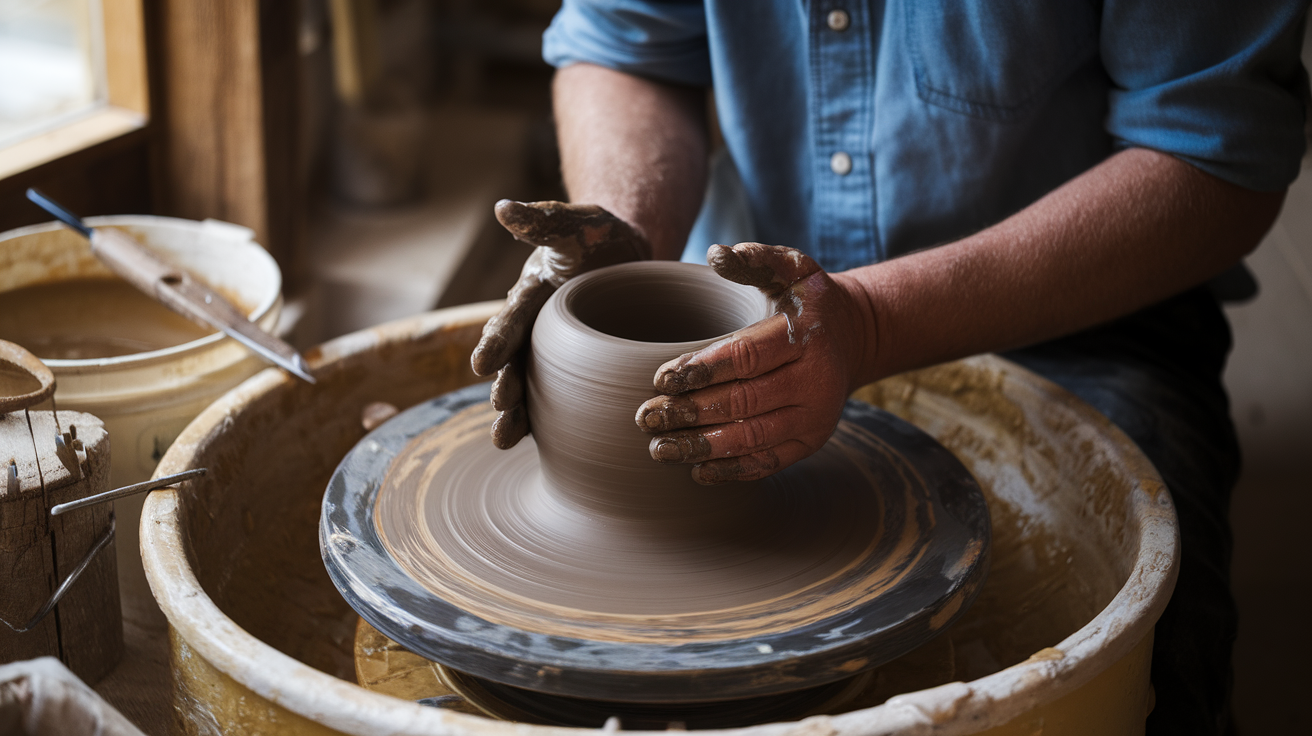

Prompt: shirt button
[
  {"left": 830, "top": 151, "right": 853, "bottom": 176},
  {"left": 827, "top": 9, "right": 850, "bottom": 31}
]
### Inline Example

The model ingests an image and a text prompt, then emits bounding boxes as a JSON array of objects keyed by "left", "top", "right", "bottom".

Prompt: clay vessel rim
[{"left": 551, "top": 261, "right": 762, "bottom": 350}]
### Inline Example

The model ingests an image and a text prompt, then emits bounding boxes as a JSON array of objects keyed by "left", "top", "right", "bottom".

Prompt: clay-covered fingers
[
  {"left": 707, "top": 242, "right": 822, "bottom": 297},
  {"left": 490, "top": 358, "right": 524, "bottom": 411},
  {"left": 473, "top": 200, "right": 649, "bottom": 380},
  {"left": 495, "top": 199, "right": 604, "bottom": 253},
  {"left": 636, "top": 365, "right": 798, "bottom": 433},
  {"left": 491, "top": 404, "right": 528, "bottom": 450},
  {"left": 489, "top": 356, "right": 528, "bottom": 448},
  {"left": 494, "top": 200, "right": 648, "bottom": 279},
  {"left": 648, "top": 407, "right": 805, "bottom": 464},
  {"left": 638, "top": 241, "right": 863, "bottom": 483},
  {"left": 471, "top": 251, "right": 553, "bottom": 376},
  {"left": 648, "top": 408, "right": 820, "bottom": 484},
  {"left": 693, "top": 441, "right": 814, "bottom": 485},
  {"left": 651, "top": 313, "right": 802, "bottom": 395}
]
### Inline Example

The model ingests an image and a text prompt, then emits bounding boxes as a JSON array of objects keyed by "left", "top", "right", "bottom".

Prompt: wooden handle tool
[{"left": 26, "top": 188, "right": 315, "bottom": 383}]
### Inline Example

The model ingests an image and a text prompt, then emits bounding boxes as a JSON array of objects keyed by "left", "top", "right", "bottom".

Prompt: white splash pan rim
[{"left": 142, "top": 301, "right": 1179, "bottom": 736}]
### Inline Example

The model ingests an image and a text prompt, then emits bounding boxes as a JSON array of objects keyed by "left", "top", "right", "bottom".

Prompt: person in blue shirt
[{"left": 469, "top": 2, "right": 1310, "bottom": 733}]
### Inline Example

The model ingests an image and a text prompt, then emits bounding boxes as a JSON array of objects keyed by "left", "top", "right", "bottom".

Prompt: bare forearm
[
  {"left": 642, "top": 149, "right": 1284, "bottom": 483},
  {"left": 553, "top": 63, "right": 709, "bottom": 260},
  {"left": 841, "top": 148, "right": 1286, "bottom": 382}
]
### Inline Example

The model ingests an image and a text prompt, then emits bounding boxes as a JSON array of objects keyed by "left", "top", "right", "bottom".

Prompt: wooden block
[
  {"left": 0, "top": 410, "right": 120, "bottom": 684},
  {"left": 47, "top": 414, "right": 120, "bottom": 683},
  {"left": 0, "top": 410, "right": 58, "bottom": 662}
]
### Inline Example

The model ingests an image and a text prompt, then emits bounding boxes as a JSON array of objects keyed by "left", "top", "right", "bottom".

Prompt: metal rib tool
[
  {"left": 50, "top": 468, "right": 208, "bottom": 516},
  {"left": 25, "top": 188, "right": 316, "bottom": 383}
]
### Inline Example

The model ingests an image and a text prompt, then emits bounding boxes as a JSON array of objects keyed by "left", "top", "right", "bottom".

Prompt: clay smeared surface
[{"left": 374, "top": 401, "right": 941, "bottom": 641}]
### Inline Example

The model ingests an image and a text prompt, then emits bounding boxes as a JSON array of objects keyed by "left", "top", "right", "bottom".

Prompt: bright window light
[{"left": 0, "top": 0, "right": 106, "bottom": 148}]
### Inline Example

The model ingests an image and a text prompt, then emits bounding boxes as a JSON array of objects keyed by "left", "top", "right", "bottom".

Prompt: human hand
[
  {"left": 635, "top": 243, "right": 872, "bottom": 484},
  {"left": 472, "top": 200, "right": 648, "bottom": 448}
]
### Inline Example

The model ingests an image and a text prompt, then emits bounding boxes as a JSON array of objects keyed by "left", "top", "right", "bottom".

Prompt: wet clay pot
[
  {"left": 141, "top": 299, "right": 1178, "bottom": 735},
  {"left": 528, "top": 261, "right": 769, "bottom": 515}
]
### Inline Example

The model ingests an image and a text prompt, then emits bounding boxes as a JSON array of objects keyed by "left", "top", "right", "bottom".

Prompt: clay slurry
[
  {"left": 375, "top": 406, "right": 915, "bottom": 629},
  {"left": 0, "top": 278, "right": 216, "bottom": 359}
]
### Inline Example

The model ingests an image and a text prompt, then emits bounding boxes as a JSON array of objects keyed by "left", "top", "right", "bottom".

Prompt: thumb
[
  {"left": 495, "top": 200, "right": 603, "bottom": 249},
  {"left": 707, "top": 243, "right": 823, "bottom": 298}
]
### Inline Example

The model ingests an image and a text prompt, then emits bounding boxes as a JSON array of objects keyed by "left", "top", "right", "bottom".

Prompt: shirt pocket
[{"left": 904, "top": 0, "right": 1100, "bottom": 122}]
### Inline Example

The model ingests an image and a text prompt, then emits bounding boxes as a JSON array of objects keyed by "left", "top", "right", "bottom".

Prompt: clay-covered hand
[
  {"left": 635, "top": 243, "right": 872, "bottom": 484},
  {"left": 473, "top": 200, "right": 649, "bottom": 449}
]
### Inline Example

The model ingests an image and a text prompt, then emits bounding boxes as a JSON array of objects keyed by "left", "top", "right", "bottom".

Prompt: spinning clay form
[{"left": 322, "top": 262, "right": 991, "bottom": 702}]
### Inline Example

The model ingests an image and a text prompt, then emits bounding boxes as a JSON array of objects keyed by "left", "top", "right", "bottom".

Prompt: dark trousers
[{"left": 1005, "top": 287, "right": 1240, "bottom": 736}]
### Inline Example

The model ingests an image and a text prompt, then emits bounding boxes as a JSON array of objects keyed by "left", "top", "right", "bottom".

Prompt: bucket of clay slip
[{"left": 0, "top": 216, "right": 282, "bottom": 487}]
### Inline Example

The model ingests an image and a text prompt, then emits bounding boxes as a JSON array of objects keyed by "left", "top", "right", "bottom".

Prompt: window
[
  {"left": 0, "top": 0, "right": 106, "bottom": 147},
  {"left": 0, "top": 0, "right": 146, "bottom": 181}
]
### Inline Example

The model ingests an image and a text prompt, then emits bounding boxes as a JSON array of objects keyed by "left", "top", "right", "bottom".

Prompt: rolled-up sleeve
[
  {"left": 1102, "top": 1, "right": 1309, "bottom": 191},
  {"left": 542, "top": 0, "right": 711, "bottom": 87}
]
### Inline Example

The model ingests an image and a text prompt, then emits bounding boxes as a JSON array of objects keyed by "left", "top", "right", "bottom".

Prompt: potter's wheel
[
  {"left": 350, "top": 616, "right": 959, "bottom": 729},
  {"left": 321, "top": 382, "right": 990, "bottom": 703}
]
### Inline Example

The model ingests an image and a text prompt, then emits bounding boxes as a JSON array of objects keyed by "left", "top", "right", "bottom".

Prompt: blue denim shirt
[{"left": 543, "top": 1, "right": 1309, "bottom": 272}]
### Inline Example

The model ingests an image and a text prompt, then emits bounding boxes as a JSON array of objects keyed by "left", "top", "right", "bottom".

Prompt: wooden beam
[
  {"left": 151, "top": 0, "right": 302, "bottom": 285},
  {"left": 259, "top": 0, "right": 306, "bottom": 290},
  {"left": 154, "top": 0, "right": 265, "bottom": 240},
  {"left": 0, "top": 109, "right": 145, "bottom": 183}
]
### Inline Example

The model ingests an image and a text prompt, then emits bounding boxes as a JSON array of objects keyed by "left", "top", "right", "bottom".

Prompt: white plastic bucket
[{"left": 0, "top": 215, "right": 282, "bottom": 487}]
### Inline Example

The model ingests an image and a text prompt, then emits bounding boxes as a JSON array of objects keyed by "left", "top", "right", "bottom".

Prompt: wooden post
[
  {"left": 0, "top": 413, "right": 59, "bottom": 664},
  {"left": 0, "top": 410, "right": 120, "bottom": 684},
  {"left": 151, "top": 0, "right": 305, "bottom": 289}
]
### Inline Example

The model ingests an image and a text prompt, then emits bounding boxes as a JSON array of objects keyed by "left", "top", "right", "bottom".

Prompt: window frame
[{"left": 0, "top": 0, "right": 148, "bottom": 182}]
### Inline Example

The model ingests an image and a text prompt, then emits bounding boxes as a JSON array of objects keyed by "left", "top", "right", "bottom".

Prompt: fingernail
[
  {"left": 471, "top": 335, "right": 506, "bottom": 376},
  {"left": 655, "top": 362, "right": 711, "bottom": 394},
  {"left": 652, "top": 438, "right": 683, "bottom": 462},
  {"left": 643, "top": 410, "right": 664, "bottom": 429},
  {"left": 494, "top": 199, "right": 530, "bottom": 224}
]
